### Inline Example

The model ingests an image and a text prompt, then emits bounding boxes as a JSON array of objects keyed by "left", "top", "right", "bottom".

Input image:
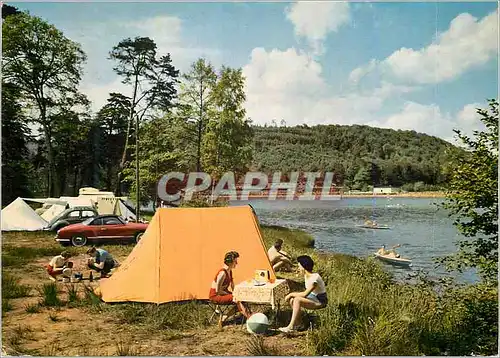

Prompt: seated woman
[
  {"left": 279, "top": 255, "right": 328, "bottom": 333},
  {"left": 209, "top": 251, "right": 250, "bottom": 319},
  {"left": 46, "top": 251, "right": 73, "bottom": 281}
]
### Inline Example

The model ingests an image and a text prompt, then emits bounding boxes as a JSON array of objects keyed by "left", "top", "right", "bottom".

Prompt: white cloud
[
  {"left": 365, "top": 101, "right": 486, "bottom": 144},
  {"left": 350, "top": 10, "right": 498, "bottom": 85},
  {"left": 285, "top": 1, "right": 350, "bottom": 55},
  {"left": 243, "top": 47, "right": 414, "bottom": 127},
  {"left": 348, "top": 59, "right": 378, "bottom": 83},
  {"left": 243, "top": 46, "right": 485, "bottom": 142},
  {"left": 73, "top": 15, "right": 223, "bottom": 112}
]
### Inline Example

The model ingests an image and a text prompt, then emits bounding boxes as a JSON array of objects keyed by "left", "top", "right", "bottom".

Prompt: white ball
[{"left": 246, "top": 313, "right": 269, "bottom": 334}]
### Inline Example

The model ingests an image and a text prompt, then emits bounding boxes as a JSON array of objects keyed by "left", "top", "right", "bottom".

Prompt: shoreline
[{"left": 217, "top": 191, "right": 447, "bottom": 200}]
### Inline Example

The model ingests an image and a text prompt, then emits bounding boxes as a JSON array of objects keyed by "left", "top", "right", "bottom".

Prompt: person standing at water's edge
[{"left": 279, "top": 255, "right": 328, "bottom": 333}]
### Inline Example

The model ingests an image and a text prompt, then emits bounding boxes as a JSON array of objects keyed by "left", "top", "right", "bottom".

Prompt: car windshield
[{"left": 81, "top": 217, "right": 95, "bottom": 225}]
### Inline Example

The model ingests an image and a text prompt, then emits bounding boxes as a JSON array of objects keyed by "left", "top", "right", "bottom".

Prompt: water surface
[{"left": 231, "top": 197, "right": 477, "bottom": 283}]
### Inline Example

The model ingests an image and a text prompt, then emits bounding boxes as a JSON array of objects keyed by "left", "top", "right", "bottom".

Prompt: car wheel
[
  {"left": 135, "top": 232, "right": 144, "bottom": 243},
  {"left": 71, "top": 235, "right": 87, "bottom": 247}
]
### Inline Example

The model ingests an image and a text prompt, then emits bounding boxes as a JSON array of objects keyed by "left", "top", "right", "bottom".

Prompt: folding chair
[{"left": 207, "top": 301, "right": 238, "bottom": 328}]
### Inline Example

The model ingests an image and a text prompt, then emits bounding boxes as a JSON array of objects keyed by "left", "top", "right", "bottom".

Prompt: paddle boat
[
  {"left": 374, "top": 252, "right": 412, "bottom": 267},
  {"left": 356, "top": 224, "right": 391, "bottom": 230}
]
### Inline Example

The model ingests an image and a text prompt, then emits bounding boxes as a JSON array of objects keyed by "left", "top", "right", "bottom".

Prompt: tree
[
  {"left": 2, "top": 12, "right": 88, "bottom": 196},
  {"left": 353, "top": 165, "right": 371, "bottom": 191},
  {"left": 1, "top": 82, "right": 33, "bottom": 205},
  {"left": 95, "top": 93, "right": 131, "bottom": 190},
  {"left": 440, "top": 99, "right": 498, "bottom": 284},
  {"left": 179, "top": 58, "right": 217, "bottom": 172},
  {"left": 109, "top": 36, "right": 179, "bottom": 215},
  {"left": 51, "top": 110, "right": 93, "bottom": 195},
  {"left": 122, "top": 114, "right": 191, "bottom": 207},
  {"left": 202, "top": 66, "right": 253, "bottom": 180},
  {"left": 2, "top": 4, "right": 21, "bottom": 19}
]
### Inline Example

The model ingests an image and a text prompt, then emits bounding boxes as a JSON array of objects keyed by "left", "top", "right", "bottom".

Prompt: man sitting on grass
[
  {"left": 268, "top": 239, "right": 293, "bottom": 272},
  {"left": 87, "top": 247, "right": 119, "bottom": 278},
  {"left": 46, "top": 251, "right": 73, "bottom": 282}
]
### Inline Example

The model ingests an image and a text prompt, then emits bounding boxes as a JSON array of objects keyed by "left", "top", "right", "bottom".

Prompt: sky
[{"left": 12, "top": 1, "right": 499, "bottom": 144}]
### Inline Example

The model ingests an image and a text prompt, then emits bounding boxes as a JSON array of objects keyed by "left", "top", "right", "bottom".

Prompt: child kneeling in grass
[
  {"left": 46, "top": 251, "right": 73, "bottom": 281},
  {"left": 279, "top": 255, "right": 328, "bottom": 333}
]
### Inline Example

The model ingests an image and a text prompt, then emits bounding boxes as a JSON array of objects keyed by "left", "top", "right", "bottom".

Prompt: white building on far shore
[{"left": 373, "top": 186, "right": 399, "bottom": 195}]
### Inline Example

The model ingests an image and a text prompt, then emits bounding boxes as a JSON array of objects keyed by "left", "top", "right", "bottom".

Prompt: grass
[
  {"left": 48, "top": 312, "right": 60, "bottom": 322},
  {"left": 115, "top": 340, "right": 139, "bottom": 356},
  {"left": 24, "top": 303, "right": 41, "bottom": 314},
  {"left": 2, "top": 299, "right": 13, "bottom": 315},
  {"left": 2, "top": 245, "right": 76, "bottom": 268},
  {"left": 66, "top": 284, "right": 79, "bottom": 304},
  {"left": 1, "top": 224, "right": 497, "bottom": 356},
  {"left": 111, "top": 301, "right": 211, "bottom": 330},
  {"left": 38, "top": 282, "right": 62, "bottom": 307},
  {"left": 7, "top": 325, "right": 34, "bottom": 349},
  {"left": 43, "top": 342, "right": 61, "bottom": 356},
  {"left": 2, "top": 273, "right": 31, "bottom": 299},
  {"left": 245, "top": 335, "right": 281, "bottom": 356}
]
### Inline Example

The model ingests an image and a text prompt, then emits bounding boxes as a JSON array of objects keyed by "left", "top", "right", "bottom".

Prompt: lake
[{"left": 230, "top": 197, "right": 477, "bottom": 284}]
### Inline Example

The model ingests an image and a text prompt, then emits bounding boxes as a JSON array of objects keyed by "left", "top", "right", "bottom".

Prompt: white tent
[
  {"left": 40, "top": 203, "right": 67, "bottom": 222},
  {"left": 1, "top": 197, "right": 48, "bottom": 231},
  {"left": 117, "top": 200, "right": 136, "bottom": 221},
  {"left": 59, "top": 196, "right": 95, "bottom": 208}
]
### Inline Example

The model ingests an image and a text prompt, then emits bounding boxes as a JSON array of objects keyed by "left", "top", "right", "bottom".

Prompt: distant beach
[{"left": 341, "top": 191, "right": 446, "bottom": 198}]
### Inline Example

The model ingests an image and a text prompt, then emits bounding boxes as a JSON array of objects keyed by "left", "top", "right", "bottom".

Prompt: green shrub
[
  {"left": 38, "top": 283, "right": 62, "bottom": 307},
  {"left": 2, "top": 274, "right": 31, "bottom": 299}
]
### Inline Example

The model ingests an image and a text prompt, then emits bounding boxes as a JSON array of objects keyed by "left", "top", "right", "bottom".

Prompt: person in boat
[
  {"left": 47, "top": 251, "right": 73, "bottom": 281},
  {"left": 377, "top": 244, "right": 400, "bottom": 258},
  {"left": 364, "top": 218, "right": 378, "bottom": 227},
  {"left": 268, "top": 239, "right": 293, "bottom": 272},
  {"left": 209, "top": 251, "right": 251, "bottom": 319},
  {"left": 279, "top": 255, "right": 328, "bottom": 333}
]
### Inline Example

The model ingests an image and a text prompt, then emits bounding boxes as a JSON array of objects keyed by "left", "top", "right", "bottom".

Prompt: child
[
  {"left": 279, "top": 255, "right": 328, "bottom": 333},
  {"left": 47, "top": 251, "right": 73, "bottom": 281}
]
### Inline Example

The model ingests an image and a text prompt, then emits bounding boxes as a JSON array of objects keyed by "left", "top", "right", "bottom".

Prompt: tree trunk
[
  {"left": 115, "top": 76, "right": 138, "bottom": 197},
  {"left": 73, "top": 167, "right": 78, "bottom": 196},
  {"left": 135, "top": 110, "right": 140, "bottom": 219},
  {"left": 43, "top": 124, "right": 55, "bottom": 197},
  {"left": 196, "top": 79, "right": 204, "bottom": 172}
]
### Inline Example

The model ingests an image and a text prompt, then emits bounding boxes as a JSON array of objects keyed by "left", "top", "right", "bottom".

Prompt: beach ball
[{"left": 246, "top": 313, "right": 269, "bottom": 334}]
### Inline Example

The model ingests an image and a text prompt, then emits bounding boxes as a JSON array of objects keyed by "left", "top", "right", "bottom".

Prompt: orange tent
[{"left": 99, "top": 205, "right": 276, "bottom": 303}]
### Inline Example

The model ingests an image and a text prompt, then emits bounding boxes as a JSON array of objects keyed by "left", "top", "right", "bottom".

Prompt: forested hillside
[{"left": 252, "top": 124, "right": 462, "bottom": 191}]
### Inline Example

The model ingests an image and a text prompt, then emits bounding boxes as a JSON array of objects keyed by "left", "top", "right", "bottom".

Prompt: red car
[{"left": 55, "top": 215, "right": 148, "bottom": 247}]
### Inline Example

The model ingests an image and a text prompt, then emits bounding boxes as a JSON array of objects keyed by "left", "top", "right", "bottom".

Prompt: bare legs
[
  {"left": 272, "top": 258, "right": 293, "bottom": 272},
  {"left": 236, "top": 301, "right": 251, "bottom": 319},
  {"left": 280, "top": 296, "right": 322, "bottom": 331}
]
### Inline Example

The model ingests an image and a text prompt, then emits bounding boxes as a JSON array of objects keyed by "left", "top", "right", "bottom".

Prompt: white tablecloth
[{"left": 233, "top": 279, "right": 289, "bottom": 309}]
